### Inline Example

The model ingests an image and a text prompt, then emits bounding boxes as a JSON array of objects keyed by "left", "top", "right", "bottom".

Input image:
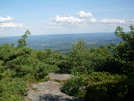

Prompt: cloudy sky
[{"left": 0, "top": 0, "right": 134, "bottom": 36}]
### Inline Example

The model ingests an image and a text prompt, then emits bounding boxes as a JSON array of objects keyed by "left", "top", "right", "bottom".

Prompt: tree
[
  {"left": 110, "top": 25, "right": 134, "bottom": 75},
  {"left": 89, "top": 45, "right": 112, "bottom": 72},
  {"left": 17, "top": 30, "right": 31, "bottom": 48},
  {"left": 69, "top": 39, "right": 93, "bottom": 74},
  {"left": 68, "top": 39, "right": 112, "bottom": 75}
]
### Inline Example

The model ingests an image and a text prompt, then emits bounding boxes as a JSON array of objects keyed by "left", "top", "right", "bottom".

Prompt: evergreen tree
[{"left": 17, "top": 30, "right": 31, "bottom": 48}]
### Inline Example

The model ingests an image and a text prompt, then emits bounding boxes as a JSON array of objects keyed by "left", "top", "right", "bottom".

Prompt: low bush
[
  {"left": 61, "top": 75, "right": 86, "bottom": 97},
  {"left": 85, "top": 72, "right": 134, "bottom": 101},
  {"left": 0, "top": 76, "right": 27, "bottom": 101},
  {"left": 0, "top": 44, "right": 59, "bottom": 100}
]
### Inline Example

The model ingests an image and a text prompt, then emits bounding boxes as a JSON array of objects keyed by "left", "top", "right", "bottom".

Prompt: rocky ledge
[{"left": 24, "top": 73, "right": 85, "bottom": 101}]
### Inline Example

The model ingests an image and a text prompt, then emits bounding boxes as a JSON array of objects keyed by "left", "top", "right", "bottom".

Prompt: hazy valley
[{"left": 0, "top": 32, "right": 122, "bottom": 53}]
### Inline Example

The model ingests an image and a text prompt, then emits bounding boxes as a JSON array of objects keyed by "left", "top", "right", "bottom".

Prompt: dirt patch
[{"left": 48, "top": 73, "right": 72, "bottom": 80}]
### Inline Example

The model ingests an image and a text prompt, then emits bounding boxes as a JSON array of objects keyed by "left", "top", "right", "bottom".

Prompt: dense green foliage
[
  {"left": 0, "top": 53, "right": 27, "bottom": 101},
  {"left": 59, "top": 39, "right": 112, "bottom": 74},
  {"left": 85, "top": 72, "right": 134, "bottom": 101},
  {"left": 0, "top": 44, "right": 59, "bottom": 81},
  {"left": 61, "top": 75, "right": 85, "bottom": 97},
  {"left": 108, "top": 25, "right": 134, "bottom": 75},
  {"left": 0, "top": 44, "right": 61, "bottom": 100},
  {"left": 0, "top": 31, "right": 61, "bottom": 100},
  {"left": 62, "top": 72, "right": 134, "bottom": 101},
  {"left": 61, "top": 25, "right": 134, "bottom": 101},
  {"left": 0, "top": 25, "right": 134, "bottom": 101}
]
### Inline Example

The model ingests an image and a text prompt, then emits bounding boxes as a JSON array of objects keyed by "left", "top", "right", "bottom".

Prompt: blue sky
[{"left": 0, "top": 0, "right": 134, "bottom": 36}]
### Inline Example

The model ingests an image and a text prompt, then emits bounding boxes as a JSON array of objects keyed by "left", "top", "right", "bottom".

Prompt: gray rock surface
[{"left": 24, "top": 73, "right": 85, "bottom": 101}]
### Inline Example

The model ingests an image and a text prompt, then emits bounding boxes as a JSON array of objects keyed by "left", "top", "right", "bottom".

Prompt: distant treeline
[{"left": 0, "top": 32, "right": 122, "bottom": 53}]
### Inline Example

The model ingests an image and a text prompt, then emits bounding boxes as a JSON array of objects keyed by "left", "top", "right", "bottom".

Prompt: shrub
[
  {"left": 58, "top": 53, "right": 71, "bottom": 73},
  {"left": 61, "top": 75, "right": 86, "bottom": 97},
  {"left": 84, "top": 72, "right": 134, "bottom": 101},
  {"left": 0, "top": 44, "right": 59, "bottom": 81},
  {"left": 0, "top": 44, "right": 59, "bottom": 100},
  {"left": 0, "top": 73, "right": 27, "bottom": 101}
]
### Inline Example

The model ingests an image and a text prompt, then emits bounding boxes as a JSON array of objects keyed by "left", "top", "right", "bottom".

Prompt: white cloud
[
  {"left": 31, "top": 29, "right": 44, "bottom": 33},
  {"left": 0, "top": 22, "right": 23, "bottom": 28},
  {"left": 54, "top": 15, "right": 85, "bottom": 23},
  {"left": 125, "top": 19, "right": 134, "bottom": 22},
  {"left": 46, "top": 22, "right": 57, "bottom": 25},
  {"left": 0, "top": 16, "right": 14, "bottom": 22},
  {"left": 76, "top": 11, "right": 93, "bottom": 18},
  {"left": 45, "top": 26, "right": 62, "bottom": 29},
  {"left": 90, "top": 18, "right": 97, "bottom": 22},
  {"left": 130, "top": 19, "right": 134, "bottom": 21},
  {"left": 109, "top": 24, "right": 117, "bottom": 26},
  {"left": 100, "top": 19, "right": 126, "bottom": 23},
  {"left": 130, "top": 19, "right": 134, "bottom": 22}
]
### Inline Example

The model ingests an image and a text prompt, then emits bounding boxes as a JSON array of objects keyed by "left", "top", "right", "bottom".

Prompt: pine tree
[{"left": 17, "top": 30, "right": 31, "bottom": 48}]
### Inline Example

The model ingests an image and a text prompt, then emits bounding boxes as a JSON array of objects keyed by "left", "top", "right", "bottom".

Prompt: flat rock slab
[{"left": 24, "top": 73, "right": 85, "bottom": 101}]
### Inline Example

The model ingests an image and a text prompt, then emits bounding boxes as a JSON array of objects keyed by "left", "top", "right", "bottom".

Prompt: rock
[{"left": 24, "top": 73, "right": 86, "bottom": 101}]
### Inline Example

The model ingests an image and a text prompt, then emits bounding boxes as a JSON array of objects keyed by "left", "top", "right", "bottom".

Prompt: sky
[{"left": 0, "top": 0, "right": 134, "bottom": 36}]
